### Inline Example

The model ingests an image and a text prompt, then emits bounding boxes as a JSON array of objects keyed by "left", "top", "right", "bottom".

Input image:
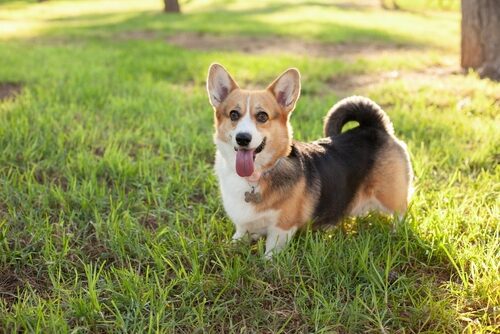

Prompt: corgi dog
[{"left": 206, "top": 63, "right": 413, "bottom": 257}]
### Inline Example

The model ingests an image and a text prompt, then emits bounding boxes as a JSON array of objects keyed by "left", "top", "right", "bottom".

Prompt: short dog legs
[
  {"left": 265, "top": 226, "right": 297, "bottom": 258},
  {"left": 232, "top": 227, "right": 247, "bottom": 242}
]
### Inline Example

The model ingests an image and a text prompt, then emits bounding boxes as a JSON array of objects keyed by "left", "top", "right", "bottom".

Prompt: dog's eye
[
  {"left": 229, "top": 110, "right": 240, "bottom": 121},
  {"left": 256, "top": 112, "right": 269, "bottom": 123}
]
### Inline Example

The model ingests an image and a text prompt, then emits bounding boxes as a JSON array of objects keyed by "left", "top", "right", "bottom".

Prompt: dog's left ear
[
  {"left": 207, "top": 63, "right": 239, "bottom": 109},
  {"left": 267, "top": 68, "right": 301, "bottom": 113}
]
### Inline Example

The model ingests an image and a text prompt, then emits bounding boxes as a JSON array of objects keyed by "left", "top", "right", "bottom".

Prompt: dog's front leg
[
  {"left": 231, "top": 225, "right": 248, "bottom": 242},
  {"left": 264, "top": 225, "right": 297, "bottom": 258}
]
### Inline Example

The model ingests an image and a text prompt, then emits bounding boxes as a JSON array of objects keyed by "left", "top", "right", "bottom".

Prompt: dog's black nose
[{"left": 236, "top": 132, "right": 252, "bottom": 147}]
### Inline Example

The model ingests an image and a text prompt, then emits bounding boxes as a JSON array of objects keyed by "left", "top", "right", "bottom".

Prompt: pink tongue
[{"left": 236, "top": 149, "right": 255, "bottom": 177}]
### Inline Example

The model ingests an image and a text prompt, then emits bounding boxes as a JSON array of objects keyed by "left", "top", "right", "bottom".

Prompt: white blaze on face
[{"left": 232, "top": 94, "right": 263, "bottom": 149}]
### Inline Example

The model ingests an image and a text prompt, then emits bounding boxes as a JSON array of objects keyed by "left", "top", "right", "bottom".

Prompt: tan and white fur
[{"left": 207, "top": 63, "right": 413, "bottom": 257}]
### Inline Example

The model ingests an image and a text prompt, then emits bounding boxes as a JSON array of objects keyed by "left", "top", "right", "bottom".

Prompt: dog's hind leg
[{"left": 370, "top": 142, "right": 413, "bottom": 216}]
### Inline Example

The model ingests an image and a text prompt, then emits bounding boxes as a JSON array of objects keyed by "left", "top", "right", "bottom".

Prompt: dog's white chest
[{"left": 214, "top": 151, "right": 278, "bottom": 233}]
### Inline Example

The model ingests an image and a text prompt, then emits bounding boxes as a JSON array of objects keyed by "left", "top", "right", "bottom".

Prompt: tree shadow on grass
[
  {"left": 201, "top": 210, "right": 468, "bottom": 332},
  {"left": 34, "top": 2, "right": 439, "bottom": 52},
  {"left": 272, "top": 214, "right": 468, "bottom": 332}
]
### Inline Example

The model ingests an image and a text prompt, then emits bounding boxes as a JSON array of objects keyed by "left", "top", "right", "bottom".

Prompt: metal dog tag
[{"left": 244, "top": 186, "right": 262, "bottom": 203}]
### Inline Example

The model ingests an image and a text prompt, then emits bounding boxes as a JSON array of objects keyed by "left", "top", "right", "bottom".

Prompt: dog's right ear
[{"left": 207, "top": 63, "right": 239, "bottom": 109}]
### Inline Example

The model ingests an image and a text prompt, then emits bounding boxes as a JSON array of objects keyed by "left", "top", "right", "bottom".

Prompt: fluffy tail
[{"left": 323, "top": 96, "right": 393, "bottom": 137}]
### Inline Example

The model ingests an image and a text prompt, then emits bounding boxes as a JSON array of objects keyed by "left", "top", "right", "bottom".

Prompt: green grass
[{"left": 0, "top": 0, "right": 498, "bottom": 332}]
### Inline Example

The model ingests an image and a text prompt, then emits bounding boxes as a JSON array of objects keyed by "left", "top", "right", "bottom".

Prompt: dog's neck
[{"left": 246, "top": 140, "right": 293, "bottom": 180}]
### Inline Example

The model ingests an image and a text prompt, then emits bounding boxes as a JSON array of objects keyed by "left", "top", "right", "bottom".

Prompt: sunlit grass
[
  {"left": 1, "top": 0, "right": 459, "bottom": 52},
  {"left": 0, "top": 0, "right": 498, "bottom": 332},
  {"left": 254, "top": 4, "right": 459, "bottom": 49},
  {"left": 0, "top": 0, "right": 159, "bottom": 39}
]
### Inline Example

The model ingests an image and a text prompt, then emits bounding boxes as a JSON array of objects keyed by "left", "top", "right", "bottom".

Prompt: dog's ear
[
  {"left": 207, "top": 63, "right": 239, "bottom": 109},
  {"left": 267, "top": 68, "right": 301, "bottom": 113}
]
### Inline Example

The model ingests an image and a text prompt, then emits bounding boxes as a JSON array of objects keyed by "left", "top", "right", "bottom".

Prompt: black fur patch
[
  {"left": 264, "top": 126, "right": 388, "bottom": 226},
  {"left": 324, "top": 96, "right": 393, "bottom": 137},
  {"left": 263, "top": 156, "right": 302, "bottom": 191},
  {"left": 297, "top": 127, "right": 388, "bottom": 225},
  {"left": 262, "top": 96, "right": 392, "bottom": 226}
]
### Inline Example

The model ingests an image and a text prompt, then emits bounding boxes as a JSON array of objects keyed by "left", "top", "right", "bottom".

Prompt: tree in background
[
  {"left": 380, "top": 0, "right": 399, "bottom": 10},
  {"left": 164, "top": 0, "right": 181, "bottom": 13},
  {"left": 461, "top": 0, "right": 500, "bottom": 81}
]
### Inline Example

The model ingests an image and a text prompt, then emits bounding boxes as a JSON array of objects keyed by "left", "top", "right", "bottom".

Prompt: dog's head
[{"left": 207, "top": 63, "right": 301, "bottom": 178}]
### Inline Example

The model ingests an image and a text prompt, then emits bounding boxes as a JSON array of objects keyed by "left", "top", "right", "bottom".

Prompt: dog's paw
[
  {"left": 264, "top": 250, "right": 275, "bottom": 260},
  {"left": 231, "top": 230, "right": 247, "bottom": 243}
]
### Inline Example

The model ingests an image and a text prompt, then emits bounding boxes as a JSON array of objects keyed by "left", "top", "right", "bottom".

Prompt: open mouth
[
  {"left": 235, "top": 137, "right": 266, "bottom": 177},
  {"left": 254, "top": 137, "right": 266, "bottom": 154}
]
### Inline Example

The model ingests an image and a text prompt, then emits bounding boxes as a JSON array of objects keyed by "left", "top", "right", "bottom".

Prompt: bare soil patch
[
  {"left": 161, "top": 32, "right": 415, "bottom": 59},
  {"left": 120, "top": 30, "right": 158, "bottom": 40},
  {"left": 33, "top": 166, "right": 69, "bottom": 191},
  {"left": 0, "top": 265, "right": 50, "bottom": 305},
  {"left": 328, "top": 65, "right": 462, "bottom": 95},
  {"left": 140, "top": 214, "right": 159, "bottom": 231},
  {"left": 332, "top": 0, "right": 380, "bottom": 10},
  {"left": 0, "top": 82, "right": 23, "bottom": 101}
]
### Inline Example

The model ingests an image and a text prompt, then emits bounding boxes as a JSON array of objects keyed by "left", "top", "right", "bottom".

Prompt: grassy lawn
[{"left": 0, "top": 0, "right": 498, "bottom": 332}]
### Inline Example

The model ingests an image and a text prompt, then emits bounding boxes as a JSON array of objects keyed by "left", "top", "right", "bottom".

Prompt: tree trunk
[
  {"left": 380, "top": 0, "right": 399, "bottom": 10},
  {"left": 164, "top": 0, "right": 180, "bottom": 13},
  {"left": 461, "top": 0, "right": 500, "bottom": 81}
]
